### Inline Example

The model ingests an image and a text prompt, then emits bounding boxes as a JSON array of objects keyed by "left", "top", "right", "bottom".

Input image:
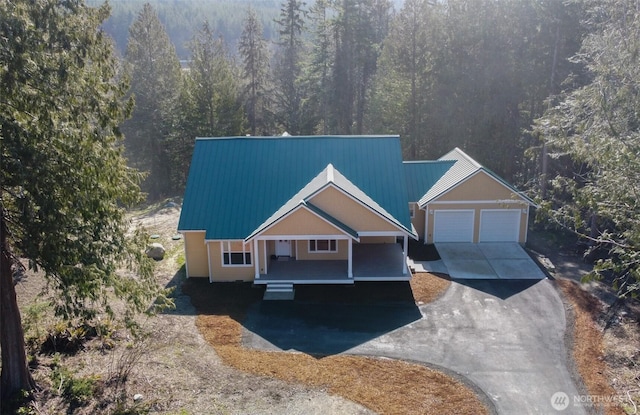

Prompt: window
[
  {"left": 222, "top": 241, "right": 251, "bottom": 266},
  {"left": 309, "top": 239, "right": 337, "bottom": 253}
]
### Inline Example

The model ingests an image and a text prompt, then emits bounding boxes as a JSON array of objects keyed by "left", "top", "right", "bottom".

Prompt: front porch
[{"left": 254, "top": 243, "right": 409, "bottom": 284}]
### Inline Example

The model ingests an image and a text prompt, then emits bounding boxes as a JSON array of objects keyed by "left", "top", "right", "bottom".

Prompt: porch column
[
  {"left": 424, "top": 204, "right": 429, "bottom": 245},
  {"left": 402, "top": 235, "right": 408, "bottom": 275},
  {"left": 254, "top": 239, "right": 260, "bottom": 279},
  {"left": 348, "top": 239, "right": 353, "bottom": 278}
]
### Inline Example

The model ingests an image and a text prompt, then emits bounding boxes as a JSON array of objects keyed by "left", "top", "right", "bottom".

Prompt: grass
[{"left": 184, "top": 273, "right": 491, "bottom": 415}]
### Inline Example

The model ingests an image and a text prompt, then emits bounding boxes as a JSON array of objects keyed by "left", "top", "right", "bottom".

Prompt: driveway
[
  {"left": 435, "top": 242, "right": 547, "bottom": 280},
  {"left": 242, "top": 279, "right": 585, "bottom": 414}
]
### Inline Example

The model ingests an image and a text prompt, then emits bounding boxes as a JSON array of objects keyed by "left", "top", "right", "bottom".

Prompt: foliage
[
  {"left": 0, "top": 0, "right": 173, "bottom": 399},
  {"left": 122, "top": 3, "right": 182, "bottom": 199},
  {"left": 535, "top": 0, "right": 640, "bottom": 298},
  {"left": 50, "top": 357, "right": 100, "bottom": 406}
]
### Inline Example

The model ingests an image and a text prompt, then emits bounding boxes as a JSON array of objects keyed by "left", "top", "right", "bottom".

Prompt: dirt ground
[{"left": 12, "top": 203, "right": 639, "bottom": 414}]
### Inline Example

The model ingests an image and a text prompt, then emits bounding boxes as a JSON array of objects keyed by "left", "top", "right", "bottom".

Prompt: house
[
  {"left": 177, "top": 135, "right": 535, "bottom": 289},
  {"left": 405, "top": 148, "right": 535, "bottom": 244}
]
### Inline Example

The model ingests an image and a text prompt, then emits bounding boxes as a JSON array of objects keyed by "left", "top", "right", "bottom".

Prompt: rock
[
  {"left": 133, "top": 393, "right": 143, "bottom": 402},
  {"left": 146, "top": 243, "right": 165, "bottom": 261}
]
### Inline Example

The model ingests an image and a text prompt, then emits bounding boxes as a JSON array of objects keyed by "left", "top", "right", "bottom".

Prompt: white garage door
[
  {"left": 479, "top": 209, "right": 521, "bottom": 242},
  {"left": 433, "top": 210, "right": 475, "bottom": 242}
]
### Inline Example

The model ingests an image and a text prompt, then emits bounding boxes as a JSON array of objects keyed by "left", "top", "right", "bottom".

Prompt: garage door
[
  {"left": 479, "top": 209, "right": 521, "bottom": 242},
  {"left": 433, "top": 210, "right": 475, "bottom": 242}
]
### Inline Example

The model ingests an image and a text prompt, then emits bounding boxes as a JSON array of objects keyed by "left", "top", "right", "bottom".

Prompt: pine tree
[
  {"left": 239, "top": 7, "right": 271, "bottom": 135},
  {"left": 122, "top": 3, "right": 182, "bottom": 200}
]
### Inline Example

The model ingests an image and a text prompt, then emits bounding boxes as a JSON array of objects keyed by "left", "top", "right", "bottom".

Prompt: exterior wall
[
  {"left": 359, "top": 236, "right": 396, "bottom": 244},
  {"left": 436, "top": 171, "right": 524, "bottom": 202},
  {"left": 261, "top": 207, "right": 344, "bottom": 236},
  {"left": 309, "top": 186, "right": 400, "bottom": 232},
  {"left": 425, "top": 202, "right": 528, "bottom": 243},
  {"left": 207, "top": 240, "right": 255, "bottom": 282},
  {"left": 410, "top": 203, "right": 426, "bottom": 240},
  {"left": 183, "top": 232, "right": 208, "bottom": 278},
  {"left": 295, "top": 239, "right": 349, "bottom": 260}
]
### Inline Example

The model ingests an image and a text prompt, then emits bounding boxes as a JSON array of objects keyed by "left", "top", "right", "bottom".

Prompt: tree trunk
[{"left": 0, "top": 214, "right": 36, "bottom": 402}]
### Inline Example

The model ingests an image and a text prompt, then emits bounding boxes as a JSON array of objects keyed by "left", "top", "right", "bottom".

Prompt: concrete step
[{"left": 264, "top": 283, "right": 295, "bottom": 301}]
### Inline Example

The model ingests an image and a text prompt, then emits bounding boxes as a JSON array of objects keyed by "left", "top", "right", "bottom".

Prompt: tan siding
[
  {"left": 411, "top": 204, "right": 426, "bottom": 240},
  {"left": 425, "top": 203, "right": 528, "bottom": 244},
  {"left": 184, "top": 232, "right": 208, "bottom": 278},
  {"left": 208, "top": 241, "right": 254, "bottom": 282},
  {"left": 296, "top": 239, "right": 348, "bottom": 260},
  {"left": 359, "top": 236, "right": 396, "bottom": 244},
  {"left": 436, "top": 172, "right": 527, "bottom": 202},
  {"left": 309, "top": 186, "right": 400, "bottom": 232},
  {"left": 261, "top": 207, "right": 346, "bottom": 236}
]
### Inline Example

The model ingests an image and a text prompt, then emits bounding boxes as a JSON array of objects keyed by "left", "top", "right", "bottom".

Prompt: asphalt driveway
[
  {"left": 435, "top": 242, "right": 547, "bottom": 280},
  {"left": 242, "top": 279, "right": 586, "bottom": 414}
]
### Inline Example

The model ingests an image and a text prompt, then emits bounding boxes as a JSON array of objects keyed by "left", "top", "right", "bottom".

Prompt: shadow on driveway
[
  {"left": 242, "top": 282, "right": 422, "bottom": 355},
  {"left": 453, "top": 279, "right": 544, "bottom": 300}
]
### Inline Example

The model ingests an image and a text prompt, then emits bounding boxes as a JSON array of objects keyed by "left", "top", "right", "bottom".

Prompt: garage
[
  {"left": 433, "top": 210, "right": 474, "bottom": 242},
  {"left": 479, "top": 209, "right": 521, "bottom": 242}
]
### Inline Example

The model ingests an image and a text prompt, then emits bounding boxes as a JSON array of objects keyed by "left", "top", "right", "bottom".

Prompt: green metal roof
[
  {"left": 178, "top": 135, "right": 415, "bottom": 240},
  {"left": 403, "top": 160, "right": 455, "bottom": 202}
]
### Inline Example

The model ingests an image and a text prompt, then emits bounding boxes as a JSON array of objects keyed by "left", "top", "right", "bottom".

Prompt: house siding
[
  {"left": 309, "top": 186, "right": 399, "bottom": 232},
  {"left": 296, "top": 239, "right": 349, "bottom": 260},
  {"left": 436, "top": 171, "right": 525, "bottom": 202},
  {"left": 207, "top": 241, "right": 255, "bottom": 282},
  {"left": 183, "top": 232, "right": 208, "bottom": 278},
  {"left": 261, "top": 207, "right": 348, "bottom": 236}
]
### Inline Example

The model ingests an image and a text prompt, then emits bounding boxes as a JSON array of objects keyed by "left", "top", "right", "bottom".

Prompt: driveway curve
[{"left": 243, "top": 279, "right": 585, "bottom": 414}]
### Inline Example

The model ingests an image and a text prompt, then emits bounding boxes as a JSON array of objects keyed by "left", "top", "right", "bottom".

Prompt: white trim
[
  {"left": 402, "top": 235, "right": 408, "bottom": 274},
  {"left": 262, "top": 240, "right": 268, "bottom": 274},
  {"left": 252, "top": 234, "right": 351, "bottom": 241},
  {"left": 254, "top": 239, "right": 260, "bottom": 279},
  {"left": 524, "top": 205, "right": 530, "bottom": 244},
  {"left": 308, "top": 239, "right": 338, "bottom": 253},
  {"left": 182, "top": 232, "right": 190, "bottom": 278},
  {"left": 357, "top": 231, "right": 405, "bottom": 237},
  {"left": 206, "top": 241, "right": 213, "bottom": 283},
  {"left": 348, "top": 239, "right": 353, "bottom": 278},
  {"left": 424, "top": 204, "right": 429, "bottom": 244},
  {"left": 220, "top": 240, "right": 253, "bottom": 267},
  {"left": 427, "top": 199, "right": 529, "bottom": 205},
  {"left": 246, "top": 203, "right": 359, "bottom": 242},
  {"left": 433, "top": 209, "right": 475, "bottom": 243}
]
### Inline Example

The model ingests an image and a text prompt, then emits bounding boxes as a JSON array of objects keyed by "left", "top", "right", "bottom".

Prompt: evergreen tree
[
  {"left": 187, "top": 21, "right": 245, "bottom": 136},
  {"left": 0, "top": 0, "right": 170, "bottom": 402},
  {"left": 122, "top": 3, "right": 181, "bottom": 200},
  {"left": 535, "top": 0, "right": 640, "bottom": 298},
  {"left": 239, "top": 7, "right": 271, "bottom": 135},
  {"left": 272, "top": 0, "right": 307, "bottom": 134}
]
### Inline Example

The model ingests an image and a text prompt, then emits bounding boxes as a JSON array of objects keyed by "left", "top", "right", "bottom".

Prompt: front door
[{"left": 275, "top": 240, "right": 292, "bottom": 257}]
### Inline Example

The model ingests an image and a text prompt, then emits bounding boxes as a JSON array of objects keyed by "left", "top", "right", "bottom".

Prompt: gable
[
  {"left": 260, "top": 206, "right": 351, "bottom": 236},
  {"left": 178, "top": 136, "right": 413, "bottom": 239},
  {"left": 308, "top": 186, "right": 401, "bottom": 232},
  {"left": 432, "top": 170, "right": 529, "bottom": 203}
]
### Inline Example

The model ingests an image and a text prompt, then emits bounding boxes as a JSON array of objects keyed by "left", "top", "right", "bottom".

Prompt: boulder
[{"left": 145, "top": 243, "right": 165, "bottom": 261}]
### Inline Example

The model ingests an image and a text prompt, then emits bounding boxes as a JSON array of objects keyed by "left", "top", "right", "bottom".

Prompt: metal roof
[
  {"left": 403, "top": 160, "right": 456, "bottom": 202},
  {"left": 178, "top": 135, "right": 415, "bottom": 240},
  {"left": 417, "top": 147, "right": 536, "bottom": 207}
]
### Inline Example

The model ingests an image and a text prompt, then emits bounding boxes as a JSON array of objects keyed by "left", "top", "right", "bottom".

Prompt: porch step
[{"left": 263, "top": 283, "right": 295, "bottom": 301}]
